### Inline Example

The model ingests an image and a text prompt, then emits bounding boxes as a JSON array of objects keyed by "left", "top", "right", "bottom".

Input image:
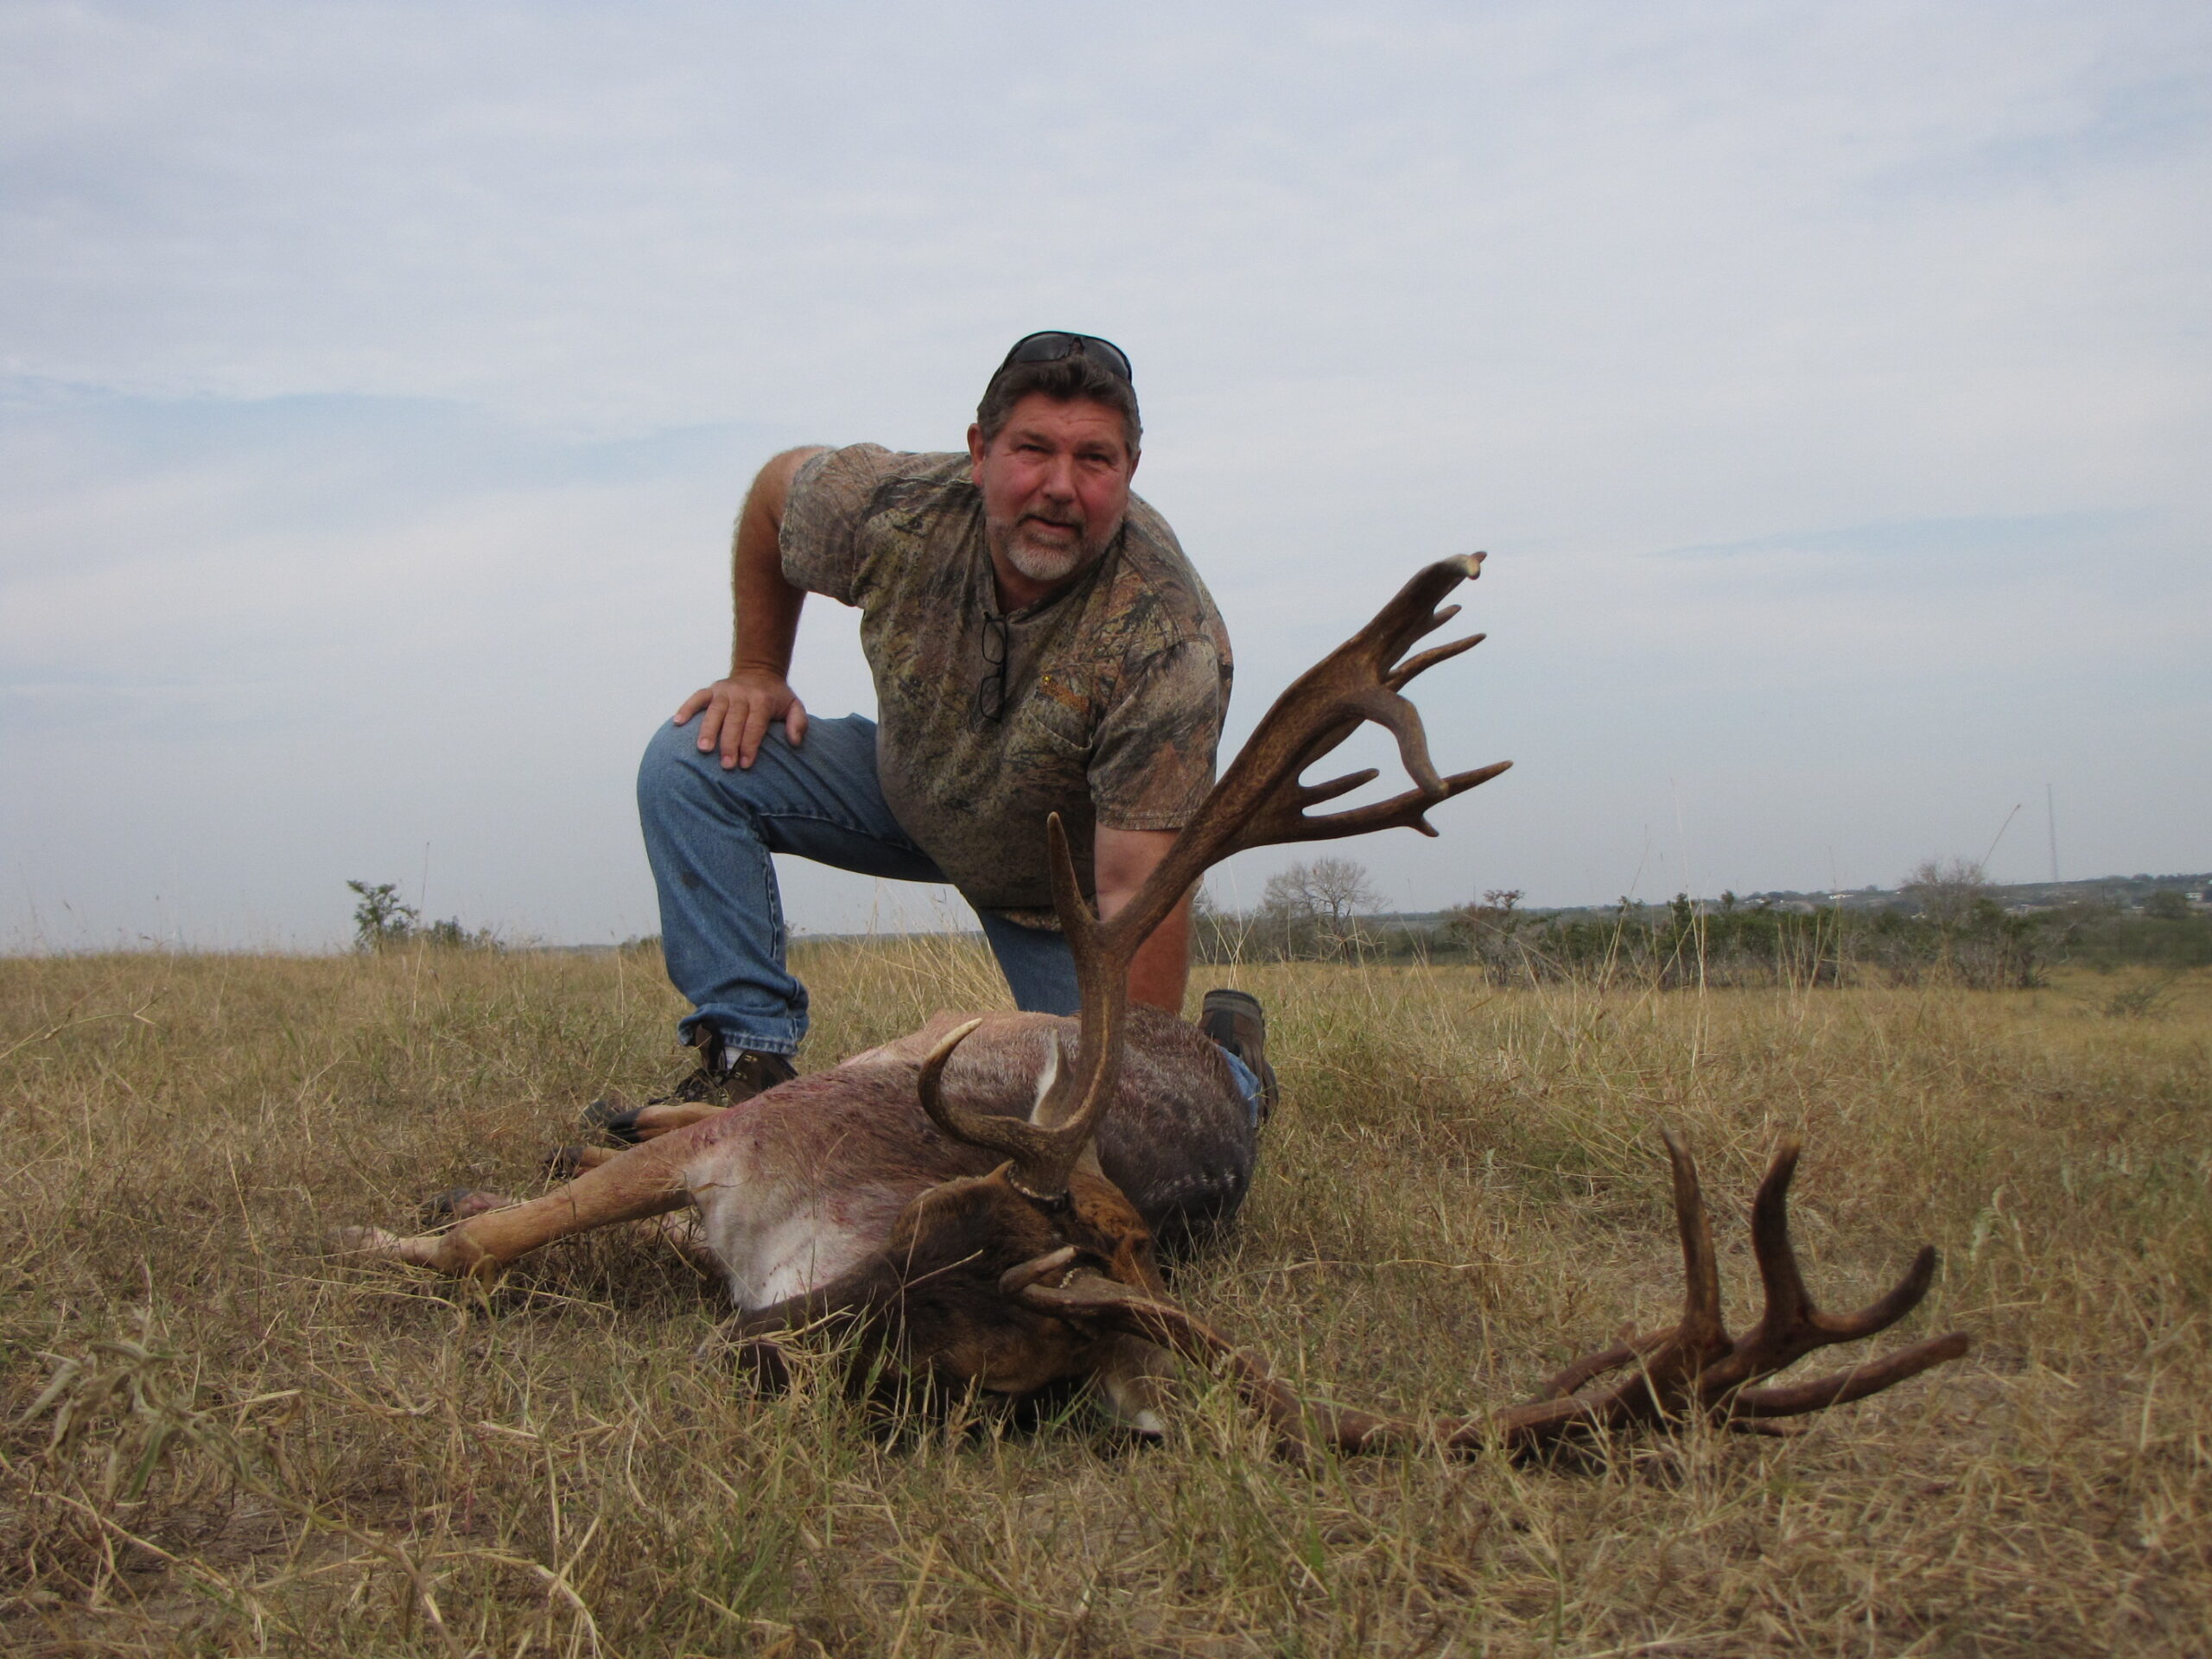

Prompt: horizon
[{"left": 12, "top": 866, "right": 2204, "bottom": 958}]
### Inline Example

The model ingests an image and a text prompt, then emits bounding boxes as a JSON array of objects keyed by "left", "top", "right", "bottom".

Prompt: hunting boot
[
  {"left": 663, "top": 1030, "right": 798, "bottom": 1106},
  {"left": 1199, "top": 988, "right": 1280, "bottom": 1122},
  {"left": 583, "top": 1031, "right": 798, "bottom": 1144}
]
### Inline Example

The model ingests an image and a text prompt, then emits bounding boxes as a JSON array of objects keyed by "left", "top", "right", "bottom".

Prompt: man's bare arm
[
  {"left": 675, "top": 445, "right": 828, "bottom": 770},
  {"left": 1093, "top": 826, "right": 1192, "bottom": 1015}
]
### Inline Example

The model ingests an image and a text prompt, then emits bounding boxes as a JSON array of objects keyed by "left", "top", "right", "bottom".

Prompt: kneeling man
[{"left": 637, "top": 332, "right": 1273, "bottom": 1111}]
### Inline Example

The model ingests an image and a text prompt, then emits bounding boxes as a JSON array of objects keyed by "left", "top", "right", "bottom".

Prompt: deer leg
[
  {"left": 625, "top": 1102, "right": 724, "bottom": 1139},
  {"left": 584, "top": 1098, "right": 723, "bottom": 1144},
  {"left": 341, "top": 1139, "right": 695, "bottom": 1280},
  {"left": 542, "top": 1143, "right": 622, "bottom": 1179}
]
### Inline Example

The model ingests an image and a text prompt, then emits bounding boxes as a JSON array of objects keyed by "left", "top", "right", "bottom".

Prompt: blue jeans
[
  {"left": 640, "top": 713, "right": 1082, "bottom": 1055},
  {"left": 637, "top": 712, "right": 1263, "bottom": 1122}
]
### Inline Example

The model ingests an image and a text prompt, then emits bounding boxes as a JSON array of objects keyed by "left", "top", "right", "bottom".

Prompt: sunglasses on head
[{"left": 993, "top": 331, "right": 1135, "bottom": 389}]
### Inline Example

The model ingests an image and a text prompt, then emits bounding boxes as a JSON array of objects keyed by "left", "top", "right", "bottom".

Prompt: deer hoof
[{"left": 582, "top": 1095, "right": 647, "bottom": 1145}]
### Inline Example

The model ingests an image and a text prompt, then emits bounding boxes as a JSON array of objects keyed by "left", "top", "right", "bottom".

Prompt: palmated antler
[
  {"left": 922, "top": 556, "right": 1511, "bottom": 1198},
  {"left": 1015, "top": 1135, "right": 1971, "bottom": 1458},
  {"left": 1102, "top": 553, "right": 1510, "bottom": 948}
]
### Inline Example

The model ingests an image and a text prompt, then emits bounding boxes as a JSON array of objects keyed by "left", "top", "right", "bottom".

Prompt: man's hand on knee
[{"left": 675, "top": 670, "right": 810, "bottom": 770}]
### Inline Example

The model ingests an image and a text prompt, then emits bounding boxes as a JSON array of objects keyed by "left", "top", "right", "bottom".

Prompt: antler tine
[
  {"left": 1727, "top": 1330, "right": 1974, "bottom": 1419},
  {"left": 1501, "top": 1128, "right": 1735, "bottom": 1436},
  {"left": 1388, "top": 630, "right": 1484, "bottom": 692},
  {"left": 914, "top": 1015, "right": 986, "bottom": 1135},
  {"left": 1747, "top": 1138, "right": 1813, "bottom": 1331},
  {"left": 1246, "top": 760, "right": 1517, "bottom": 849},
  {"left": 1815, "top": 1246, "right": 1942, "bottom": 1339},
  {"left": 1046, "top": 812, "right": 1123, "bottom": 1111},
  {"left": 1532, "top": 1335, "right": 1665, "bottom": 1402},
  {"left": 916, "top": 1014, "right": 1101, "bottom": 1199},
  {"left": 915, "top": 1016, "right": 1025, "bottom": 1159},
  {"left": 1663, "top": 1128, "right": 1728, "bottom": 1353},
  {"left": 1354, "top": 556, "right": 1488, "bottom": 676}
]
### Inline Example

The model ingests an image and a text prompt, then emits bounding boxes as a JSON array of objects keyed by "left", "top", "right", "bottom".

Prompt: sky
[{"left": 3, "top": 0, "right": 2208, "bottom": 950}]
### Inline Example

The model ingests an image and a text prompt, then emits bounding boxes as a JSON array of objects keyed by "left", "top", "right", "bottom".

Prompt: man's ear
[
  {"left": 1125, "top": 448, "right": 1139, "bottom": 483},
  {"left": 967, "top": 421, "right": 987, "bottom": 483}
]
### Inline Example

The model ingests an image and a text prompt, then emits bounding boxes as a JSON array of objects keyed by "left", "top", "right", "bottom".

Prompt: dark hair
[{"left": 976, "top": 353, "right": 1142, "bottom": 455}]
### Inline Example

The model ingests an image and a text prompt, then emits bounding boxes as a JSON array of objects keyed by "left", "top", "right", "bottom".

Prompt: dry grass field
[{"left": 1, "top": 941, "right": 2205, "bottom": 1655}]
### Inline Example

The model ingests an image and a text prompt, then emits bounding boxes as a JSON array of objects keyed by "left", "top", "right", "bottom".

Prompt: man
[{"left": 635, "top": 331, "right": 1274, "bottom": 1112}]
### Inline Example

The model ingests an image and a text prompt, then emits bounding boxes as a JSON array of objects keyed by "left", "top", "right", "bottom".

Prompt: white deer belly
[{"left": 683, "top": 1146, "right": 875, "bottom": 1310}]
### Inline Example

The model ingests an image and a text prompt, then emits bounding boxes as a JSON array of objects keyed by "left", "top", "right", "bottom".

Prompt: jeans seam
[
  {"left": 754, "top": 807, "right": 933, "bottom": 866},
  {"left": 751, "top": 830, "right": 785, "bottom": 976}
]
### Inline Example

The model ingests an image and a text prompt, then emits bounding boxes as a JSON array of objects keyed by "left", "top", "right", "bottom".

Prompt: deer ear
[{"left": 1094, "top": 1333, "right": 1173, "bottom": 1439}]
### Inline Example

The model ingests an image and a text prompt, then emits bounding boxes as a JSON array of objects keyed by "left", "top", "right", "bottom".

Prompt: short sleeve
[
  {"left": 1088, "top": 638, "right": 1228, "bottom": 831},
  {"left": 779, "top": 443, "right": 896, "bottom": 606}
]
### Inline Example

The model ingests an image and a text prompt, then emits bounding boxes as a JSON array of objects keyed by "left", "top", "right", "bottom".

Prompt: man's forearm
[
  {"left": 1093, "top": 825, "right": 1192, "bottom": 1016},
  {"left": 1119, "top": 891, "right": 1192, "bottom": 1014},
  {"left": 730, "top": 448, "right": 824, "bottom": 676}
]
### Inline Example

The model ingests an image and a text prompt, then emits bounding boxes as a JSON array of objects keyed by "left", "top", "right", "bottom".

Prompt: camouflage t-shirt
[{"left": 779, "top": 445, "right": 1232, "bottom": 923}]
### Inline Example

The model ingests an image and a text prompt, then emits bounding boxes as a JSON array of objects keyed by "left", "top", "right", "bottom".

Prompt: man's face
[{"left": 967, "top": 393, "right": 1138, "bottom": 606}]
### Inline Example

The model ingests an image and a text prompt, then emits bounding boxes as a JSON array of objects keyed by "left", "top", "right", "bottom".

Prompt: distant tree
[
  {"left": 422, "top": 916, "right": 499, "bottom": 950},
  {"left": 2143, "top": 889, "right": 2191, "bottom": 920},
  {"left": 1903, "top": 858, "right": 1991, "bottom": 929},
  {"left": 346, "top": 880, "right": 418, "bottom": 951},
  {"left": 1444, "top": 887, "right": 1525, "bottom": 970},
  {"left": 1443, "top": 887, "right": 1522, "bottom": 935},
  {"left": 1260, "top": 857, "right": 1382, "bottom": 960}
]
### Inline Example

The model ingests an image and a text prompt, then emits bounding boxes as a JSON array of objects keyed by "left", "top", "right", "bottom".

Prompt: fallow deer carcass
[{"left": 338, "top": 556, "right": 1970, "bottom": 1452}]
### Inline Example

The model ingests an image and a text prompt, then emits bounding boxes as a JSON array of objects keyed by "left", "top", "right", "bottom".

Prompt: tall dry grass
[{"left": 0, "top": 943, "right": 2204, "bottom": 1654}]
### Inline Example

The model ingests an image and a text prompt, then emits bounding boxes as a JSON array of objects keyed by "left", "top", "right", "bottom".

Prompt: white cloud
[{"left": 3, "top": 1, "right": 2207, "bottom": 950}]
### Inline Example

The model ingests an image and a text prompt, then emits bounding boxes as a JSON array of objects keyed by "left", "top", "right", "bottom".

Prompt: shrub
[{"left": 345, "top": 880, "right": 417, "bottom": 952}]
